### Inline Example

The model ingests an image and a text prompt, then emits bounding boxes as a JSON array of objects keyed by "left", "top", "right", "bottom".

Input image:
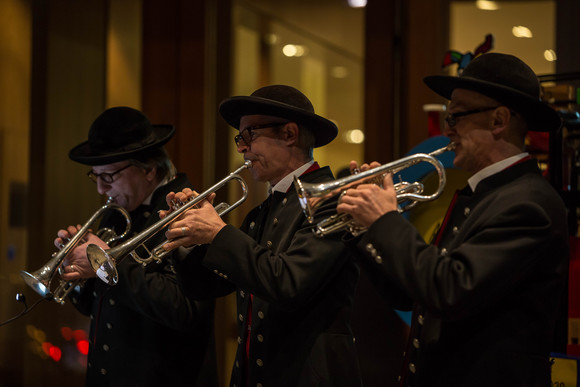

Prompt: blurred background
[{"left": 1, "top": 0, "right": 579, "bottom": 385}]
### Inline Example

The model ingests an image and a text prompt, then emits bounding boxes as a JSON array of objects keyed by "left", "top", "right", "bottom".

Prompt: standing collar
[
  {"left": 467, "top": 152, "right": 529, "bottom": 192},
  {"left": 270, "top": 160, "right": 317, "bottom": 194}
]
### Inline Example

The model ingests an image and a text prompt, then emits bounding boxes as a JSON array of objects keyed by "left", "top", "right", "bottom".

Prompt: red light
[
  {"left": 61, "top": 327, "right": 73, "bottom": 341},
  {"left": 41, "top": 342, "right": 52, "bottom": 356},
  {"left": 77, "top": 339, "right": 89, "bottom": 355},
  {"left": 73, "top": 329, "right": 87, "bottom": 342},
  {"left": 49, "top": 346, "right": 62, "bottom": 362}
]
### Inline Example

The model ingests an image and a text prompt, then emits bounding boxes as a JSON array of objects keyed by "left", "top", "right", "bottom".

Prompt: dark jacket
[
  {"left": 176, "top": 166, "right": 362, "bottom": 387},
  {"left": 357, "top": 159, "right": 569, "bottom": 386},
  {"left": 71, "top": 173, "right": 217, "bottom": 387}
]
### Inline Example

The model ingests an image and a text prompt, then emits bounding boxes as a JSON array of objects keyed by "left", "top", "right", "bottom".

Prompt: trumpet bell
[
  {"left": 20, "top": 269, "right": 51, "bottom": 297},
  {"left": 87, "top": 244, "right": 119, "bottom": 285}
]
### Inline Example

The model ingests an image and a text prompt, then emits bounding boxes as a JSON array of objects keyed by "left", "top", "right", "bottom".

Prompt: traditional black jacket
[
  {"left": 71, "top": 173, "right": 217, "bottom": 387},
  {"left": 176, "top": 166, "right": 362, "bottom": 387},
  {"left": 356, "top": 159, "right": 569, "bottom": 386}
]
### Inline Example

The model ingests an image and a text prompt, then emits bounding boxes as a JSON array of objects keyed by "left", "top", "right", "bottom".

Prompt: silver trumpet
[
  {"left": 20, "top": 198, "right": 131, "bottom": 304},
  {"left": 293, "top": 142, "right": 455, "bottom": 237},
  {"left": 87, "top": 161, "right": 252, "bottom": 285}
]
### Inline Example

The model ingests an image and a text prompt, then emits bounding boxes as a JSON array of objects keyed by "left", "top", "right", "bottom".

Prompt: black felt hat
[
  {"left": 424, "top": 53, "right": 562, "bottom": 132},
  {"left": 219, "top": 85, "right": 338, "bottom": 147},
  {"left": 69, "top": 107, "right": 175, "bottom": 165}
]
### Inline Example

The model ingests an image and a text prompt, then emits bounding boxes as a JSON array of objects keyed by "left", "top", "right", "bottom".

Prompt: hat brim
[
  {"left": 69, "top": 124, "right": 175, "bottom": 165},
  {"left": 219, "top": 96, "right": 338, "bottom": 147},
  {"left": 424, "top": 75, "right": 562, "bottom": 132}
]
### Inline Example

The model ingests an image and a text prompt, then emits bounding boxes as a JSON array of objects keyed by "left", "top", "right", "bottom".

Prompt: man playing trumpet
[
  {"left": 337, "top": 53, "right": 569, "bottom": 386},
  {"left": 55, "top": 107, "right": 217, "bottom": 386},
  {"left": 161, "top": 85, "right": 363, "bottom": 386}
]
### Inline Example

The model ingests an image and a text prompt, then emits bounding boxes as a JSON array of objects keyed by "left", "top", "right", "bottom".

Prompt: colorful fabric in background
[{"left": 442, "top": 34, "right": 494, "bottom": 75}]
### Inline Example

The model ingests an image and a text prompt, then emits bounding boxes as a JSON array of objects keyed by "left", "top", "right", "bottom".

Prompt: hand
[
  {"left": 56, "top": 227, "right": 107, "bottom": 281},
  {"left": 163, "top": 193, "right": 224, "bottom": 250},
  {"left": 160, "top": 188, "right": 199, "bottom": 219},
  {"left": 336, "top": 168, "right": 398, "bottom": 228}
]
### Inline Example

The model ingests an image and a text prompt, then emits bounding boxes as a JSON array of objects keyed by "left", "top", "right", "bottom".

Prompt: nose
[
  {"left": 236, "top": 141, "right": 248, "bottom": 153},
  {"left": 96, "top": 179, "right": 110, "bottom": 195}
]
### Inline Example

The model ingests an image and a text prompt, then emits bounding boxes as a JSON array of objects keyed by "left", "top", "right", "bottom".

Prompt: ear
[
  {"left": 490, "top": 106, "right": 511, "bottom": 137},
  {"left": 145, "top": 166, "right": 157, "bottom": 182},
  {"left": 283, "top": 122, "right": 299, "bottom": 145}
]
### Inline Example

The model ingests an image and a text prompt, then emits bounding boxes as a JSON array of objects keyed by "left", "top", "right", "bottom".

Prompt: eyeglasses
[
  {"left": 87, "top": 164, "right": 132, "bottom": 184},
  {"left": 234, "top": 122, "right": 289, "bottom": 147},
  {"left": 444, "top": 106, "right": 501, "bottom": 127}
]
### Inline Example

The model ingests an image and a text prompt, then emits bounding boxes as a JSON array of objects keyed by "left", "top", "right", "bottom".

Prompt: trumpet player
[
  {"left": 55, "top": 107, "right": 217, "bottom": 386},
  {"left": 161, "top": 85, "right": 363, "bottom": 386},
  {"left": 337, "top": 53, "right": 569, "bottom": 386}
]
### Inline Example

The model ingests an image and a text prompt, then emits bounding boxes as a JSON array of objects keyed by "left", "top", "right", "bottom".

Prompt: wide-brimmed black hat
[
  {"left": 424, "top": 52, "right": 562, "bottom": 132},
  {"left": 69, "top": 107, "right": 175, "bottom": 165},
  {"left": 219, "top": 85, "right": 338, "bottom": 147}
]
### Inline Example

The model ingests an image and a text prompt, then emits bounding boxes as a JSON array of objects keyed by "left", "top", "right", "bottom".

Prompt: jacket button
[
  {"left": 239, "top": 314, "right": 244, "bottom": 322},
  {"left": 273, "top": 218, "right": 279, "bottom": 226},
  {"left": 237, "top": 336, "right": 242, "bottom": 344},
  {"left": 236, "top": 360, "right": 240, "bottom": 368},
  {"left": 257, "top": 334, "right": 264, "bottom": 342},
  {"left": 282, "top": 198, "right": 287, "bottom": 206},
  {"left": 257, "top": 384, "right": 263, "bottom": 387},
  {"left": 108, "top": 299, "right": 115, "bottom": 306},
  {"left": 240, "top": 290, "right": 245, "bottom": 298},
  {"left": 250, "top": 221, "right": 255, "bottom": 230},
  {"left": 464, "top": 207, "right": 471, "bottom": 216},
  {"left": 106, "top": 323, "right": 113, "bottom": 330},
  {"left": 440, "top": 248, "right": 448, "bottom": 256},
  {"left": 412, "top": 338, "right": 420, "bottom": 349},
  {"left": 452, "top": 226, "right": 459, "bottom": 234},
  {"left": 103, "top": 344, "right": 109, "bottom": 351},
  {"left": 266, "top": 241, "right": 273, "bottom": 248},
  {"left": 409, "top": 363, "right": 416, "bottom": 373},
  {"left": 258, "top": 311, "right": 265, "bottom": 319},
  {"left": 256, "top": 359, "right": 264, "bottom": 367},
  {"left": 375, "top": 255, "right": 382, "bottom": 264},
  {"left": 417, "top": 315, "right": 425, "bottom": 325},
  {"left": 100, "top": 368, "right": 107, "bottom": 375}
]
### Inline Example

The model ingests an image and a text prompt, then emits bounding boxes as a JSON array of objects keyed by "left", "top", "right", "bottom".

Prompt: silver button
[
  {"left": 412, "top": 338, "right": 420, "bottom": 349},
  {"left": 452, "top": 226, "right": 459, "bottom": 234},
  {"left": 464, "top": 207, "right": 470, "bottom": 216},
  {"left": 236, "top": 360, "right": 239, "bottom": 368},
  {"left": 108, "top": 299, "right": 115, "bottom": 306},
  {"left": 266, "top": 241, "right": 273, "bottom": 248},
  {"left": 258, "top": 311, "right": 265, "bottom": 319},
  {"left": 250, "top": 221, "right": 255, "bottom": 229},
  {"left": 440, "top": 248, "right": 448, "bottom": 256},
  {"left": 106, "top": 323, "right": 113, "bottom": 330},
  {"left": 273, "top": 218, "right": 279, "bottom": 225},
  {"left": 144, "top": 211, "right": 151, "bottom": 218},
  {"left": 93, "top": 291, "right": 98, "bottom": 297},
  {"left": 213, "top": 269, "right": 219, "bottom": 274},
  {"left": 90, "top": 314, "right": 95, "bottom": 320},
  {"left": 409, "top": 363, "right": 416, "bottom": 373},
  {"left": 240, "top": 290, "right": 245, "bottom": 298},
  {"left": 237, "top": 336, "right": 242, "bottom": 344},
  {"left": 103, "top": 344, "right": 109, "bottom": 351},
  {"left": 282, "top": 198, "right": 287, "bottom": 206},
  {"left": 100, "top": 368, "right": 107, "bottom": 375},
  {"left": 239, "top": 314, "right": 244, "bottom": 322},
  {"left": 365, "top": 243, "right": 374, "bottom": 253},
  {"left": 375, "top": 256, "right": 382, "bottom": 264},
  {"left": 256, "top": 359, "right": 263, "bottom": 367},
  {"left": 417, "top": 315, "right": 424, "bottom": 325},
  {"left": 257, "top": 334, "right": 264, "bottom": 342},
  {"left": 223, "top": 274, "right": 228, "bottom": 279}
]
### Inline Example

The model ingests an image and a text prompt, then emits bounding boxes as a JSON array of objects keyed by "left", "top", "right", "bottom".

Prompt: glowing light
[
  {"left": 264, "top": 33, "right": 278, "bottom": 45},
  {"left": 282, "top": 44, "right": 307, "bottom": 57},
  {"left": 476, "top": 0, "right": 499, "bottom": 10},
  {"left": 49, "top": 346, "right": 62, "bottom": 362},
  {"left": 347, "top": 0, "right": 367, "bottom": 7},
  {"left": 344, "top": 129, "right": 365, "bottom": 144},
  {"left": 77, "top": 339, "right": 90, "bottom": 355},
  {"left": 544, "top": 49, "right": 557, "bottom": 62},
  {"left": 73, "top": 329, "right": 88, "bottom": 342},
  {"left": 61, "top": 327, "right": 73, "bottom": 341},
  {"left": 512, "top": 26, "right": 533, "bottom": 38}
]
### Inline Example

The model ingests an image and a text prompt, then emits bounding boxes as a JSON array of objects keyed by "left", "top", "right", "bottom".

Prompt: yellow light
[
  {"left": 331, "top": 66, "right": 348, "bottom": 79},
  {"left": 512, "top": 26, "right": 533, "bottom": 38},
  {"left": 344, "top": 129, "right": 365, "bottom": 144},
  {"left": 544, "top": 49, "right": 557, "bottom": 62},
  {"left": 347, "top": 0, "right": 367, "bottom": 7},
  {"left": 282, "top": 44, "right": 307, "bottom": 57},
  {"left": 476, "top": 1, "right": 499, "bottom": 11}
]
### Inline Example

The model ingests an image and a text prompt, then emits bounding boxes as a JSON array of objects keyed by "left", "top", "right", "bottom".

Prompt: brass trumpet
[
  {"left": 87, "top": 161, "right": 252, "bottom": 285},
  {"left": 294, "top": 143, "right": 455, "bottom": 237},
  {"left": 19, "top": 198, "right": 131, "bottom": 304}
]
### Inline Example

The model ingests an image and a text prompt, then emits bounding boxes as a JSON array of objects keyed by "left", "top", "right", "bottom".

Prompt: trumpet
[
  {"left": 294, "top": 142, "right": 455, "bottom": 237},
  {"left": 19, "top": 198, "right": 131, "bottom": 304},
  {"left": 87, "top": 161, "right": 252, "bottom": 285}
]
